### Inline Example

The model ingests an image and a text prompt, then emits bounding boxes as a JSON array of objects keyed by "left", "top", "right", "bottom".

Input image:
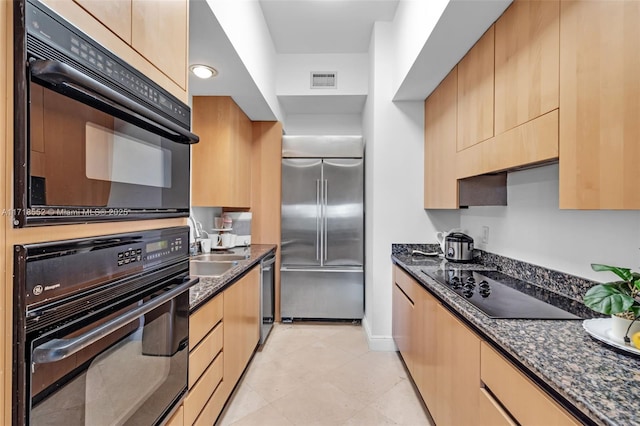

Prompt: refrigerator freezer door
[
  {"left": 322, "top": 159, "right": 364, "bottom": 266},
  {"left": 281, "top": 158, "right": 323, "bottom": 266},
  {"left": 280, "top": 268, "right": 364, "bottom": 320}
]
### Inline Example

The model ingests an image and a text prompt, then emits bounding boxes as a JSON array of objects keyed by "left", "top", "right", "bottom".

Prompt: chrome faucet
[
  {"left": 188, "top": 216, "right": 202, "bottom": 255},
  {"left": 188, "top": 216, "right": 201, "bottom": 240}
]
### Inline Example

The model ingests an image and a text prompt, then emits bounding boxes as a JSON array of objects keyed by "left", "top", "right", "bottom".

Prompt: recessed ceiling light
[{"left": 190, "top": 64, "right": 218, "bottom": 79}]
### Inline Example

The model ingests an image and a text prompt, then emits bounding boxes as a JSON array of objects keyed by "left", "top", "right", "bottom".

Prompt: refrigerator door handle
[
  {"left": 316, "top": 179, "right": 321, "bottom": 261},
  {"left": 323, "top": 179, "right": 328, "bottom": 261}
]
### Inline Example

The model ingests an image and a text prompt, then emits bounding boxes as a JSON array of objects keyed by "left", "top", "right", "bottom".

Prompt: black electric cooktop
[{"left": 421, "top": 268, "right": 596, "bottom": 320}]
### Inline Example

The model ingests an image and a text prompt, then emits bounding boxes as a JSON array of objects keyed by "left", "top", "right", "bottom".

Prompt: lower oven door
[{"left": 26, "top": 277, "right": 194, "bottom": 426}]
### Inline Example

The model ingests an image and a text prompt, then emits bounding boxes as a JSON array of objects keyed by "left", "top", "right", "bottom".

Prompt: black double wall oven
[
  {"left": 14, "top": 0, "right": 198, "bottom": 227},
  {"left": 12, "top": 1, "right": 201, "bottom": 424},
  {"left": 13, "top": 227, "right": 198, "bottom": 426}
]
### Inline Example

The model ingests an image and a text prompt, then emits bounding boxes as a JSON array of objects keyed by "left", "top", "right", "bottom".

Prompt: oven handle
[
  {"left": 32, "top": 276, "right": 198, "bottom": 365},
  {"left": 29, "top": 59, "right": 199, "bottom": 145}
]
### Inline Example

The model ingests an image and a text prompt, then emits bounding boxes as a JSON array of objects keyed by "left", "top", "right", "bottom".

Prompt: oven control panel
[{"left": 20, "top": 227, "right": 189, "bottom": 308}]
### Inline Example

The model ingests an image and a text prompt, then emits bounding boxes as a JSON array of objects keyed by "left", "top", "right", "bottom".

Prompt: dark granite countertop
[
  {"left": 392, "top": 248, "right": 640, "bottom": 426},
  {"left": 189, "top": 244, "right": 276, "bottom": 312}
]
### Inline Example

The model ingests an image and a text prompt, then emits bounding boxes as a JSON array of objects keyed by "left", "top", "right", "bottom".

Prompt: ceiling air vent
[{"left": 310, "top": 71, "right": 337, "bottom": 89}]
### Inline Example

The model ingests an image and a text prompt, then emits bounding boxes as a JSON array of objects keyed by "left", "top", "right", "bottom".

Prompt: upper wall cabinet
[
  {"left": 73, "top": 0, "right": 132, "bottom": 43},
  {"left": 559, "top": 1, "right": 640, "bottom": 209},
  {"left": 72, "top": 0, "right": 187, "bottom": 92},
  {"left": 494, "top": 0, "right": 559, "bottom": 134},
  {"left": 191, "top": 97, "right": 253, "bottom": 209},
  {"left": 131, "top": 0, "right": 187, "bottom": 90},
  {"left": 424, "top": 68, "right": 459, "bottom": 209},
  {"left": 457, "top": 26, "right": 494, "bottom": 152}
]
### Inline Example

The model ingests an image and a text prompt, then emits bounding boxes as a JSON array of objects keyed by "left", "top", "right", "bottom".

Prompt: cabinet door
[
  {"left": 223, "top": 267, "right": 260, "bottom": 389},
  {"left": 131, "top": 0, "right": 187, "bottom": 89},
  {"left": 494, "top": 0, "right": 559, "bottom": 134},
  {"left": 392, "top": 268, "right": 415, "bottom": 372},
  {"left": 412, "top": 284, "right": 438, "bottom": 409},
  {"left": 73, "top": 0, "right": 132, "bottom": 43},
  {"left": 559, "top": 0, "right": 640, "bottom": 209},
  {"left": 435, "top": 305, "right": 481, "bottom": 425},
  {"left": 191, "top": 97, "right": 253, "bottom": 208},
  {"left": 424, "top": 67, "right": 458, "bottom": 209},
  {"left": 457, "top": 26, "right": 494, "bottom": 151}
]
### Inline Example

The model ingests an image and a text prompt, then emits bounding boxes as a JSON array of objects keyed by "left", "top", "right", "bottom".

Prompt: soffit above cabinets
[{"left": 188, "top": 0, "right": 276, "bottom": 120}]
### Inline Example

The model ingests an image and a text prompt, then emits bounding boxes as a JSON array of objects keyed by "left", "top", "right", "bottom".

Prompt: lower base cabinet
[
  {"left": 433, "top": 305, "right": 481, "bottom": 425},
  {"left": 480, "top": 342, "right": 579, "bottom": 425},
  {"left": 392, "top": 265, "right": 579, "bottom": 426},
  {"left": 174, "top": 266, "right": 261, "bottom": 425},
  {"left": 165, "top": 406, "right": 184, "bottom": 426}
]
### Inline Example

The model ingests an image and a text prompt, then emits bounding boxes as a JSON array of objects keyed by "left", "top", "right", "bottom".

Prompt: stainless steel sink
[
  {"left": 189, "top": 260, "right": 238, "bottom": 277},
  {"left": 192, "top": 254, "right": 249, "bottom": 262}
]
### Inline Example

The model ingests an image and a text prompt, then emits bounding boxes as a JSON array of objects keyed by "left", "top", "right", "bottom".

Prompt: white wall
[
  {"left": 204, "top": 0, "right": 283, "bottom": 121},
  {"left": 391, "top": 0, "right": 448, "bottom": 94},
  {"left": 362, "top": 21, "right": 446, "bottom": 350},
  {"left": 277, "top": 54, "right": 368, "bottom": 96},
  {"left": 461, "top": 164, "right": 640, "bottom": 282}
]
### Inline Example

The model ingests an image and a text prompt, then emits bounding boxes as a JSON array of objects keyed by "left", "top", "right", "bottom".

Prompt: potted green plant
[{"left": 584, "top": 264, "right": 640, "bottom": 341}]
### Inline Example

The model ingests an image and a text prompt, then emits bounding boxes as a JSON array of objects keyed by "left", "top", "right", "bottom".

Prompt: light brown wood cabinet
[
  {"left": 222, "top": 267, "right": 261, "bottom": 388},
  {"left": 494, "top": 0, "right": 559, "bottom": 135},
  {"left": 72, "top": 0, "right": 187, "bottom": 90},
  {"left": 456, "top": 109, "right": 559, "bottom": 179},
  {"left": 392, "top": 266, "right": 479, "bottom": 425},
  {"left": 131, "top": 0, "right": 187, "bottom": 89},
  {"left": 165, "top": 405, "right": 184, "bottom": 426},
  {"left": 457, "top": 26, "right": 494, "bottom": 152},
  {"left": 480, "top": 342, "right": 579, "bottom": 425},
  {"left": 180, "top": 266, "right": 260, "bottom": 425},
  {"left": 392, "top": 267, "right": 416, "bottom": 371},
  {"left": 393, "top": 266, "right": 439, "bottom": 407},
  {"left": 73, "top": 0, "right": 132, "bottom": 44},
  {"left": 425, "top": 0, "right": 563, "bottom": 208},
  {"left": 424, "top": 67, "right": 459, "bottom": 209},
  {"left": 433, "top": 305, "right": 481, "bottom": 425},
  {"left": 251, "top": 122, "right": 283, "bottom": 319},
  {"left": 392, "top": 265, "right": 579, "bottom": 425},
  {"left": 184, "top": 293, "right": 224, "bottom": 425},
  {"left": 559, "top": 0, "right": 640, "bottom": 209},
  {"left": 191, "top": 97, "right": 253, "bottom": 208}
]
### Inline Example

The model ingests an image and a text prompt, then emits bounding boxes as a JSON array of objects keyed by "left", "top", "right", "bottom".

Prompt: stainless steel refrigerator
[{"left": 281, "top": 135, "right": 364, "bottom": 320}]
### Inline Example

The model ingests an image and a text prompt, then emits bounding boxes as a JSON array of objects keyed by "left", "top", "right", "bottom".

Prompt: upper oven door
[
  {"left": 14, "top": 0, "right": 198, "bottom": 227},
  {"left": 27, "top": 73, "right": 191, "bottom": 216}
]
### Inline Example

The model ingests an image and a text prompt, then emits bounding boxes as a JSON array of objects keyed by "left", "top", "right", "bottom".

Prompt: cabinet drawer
[
  {"left": 189, "top": 322, "right": 223, "bottom": 388},
  {"left": 193, "top": 382, "right": 228, "bottom": 426},
  {"left": 393, "top": 266, "right": 418, "bottom": 302},
  {"left": 480, "top": 342, "right": 579, "bottom": 425},
  {"left": 190, "top": 294, "right": 223, "bottom": 348},
  {"left": 183, "top": 352, "right": 223, "bottom": 426},
  {"left": 478, "top": 388, "right": 516, "bottom": 426},
  {"left": 165, "top": 405, "right": 184, "bottom": 426}
]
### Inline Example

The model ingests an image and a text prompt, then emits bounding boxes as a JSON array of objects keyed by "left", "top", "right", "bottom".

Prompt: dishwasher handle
[{"left": 261, "top": 254, "right": 277, "bottom": 269}]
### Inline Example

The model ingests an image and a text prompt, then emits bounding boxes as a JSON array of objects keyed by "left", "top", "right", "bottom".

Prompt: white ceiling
[{"left": 259, "top": 0, "right": 399, "bottom": 54}]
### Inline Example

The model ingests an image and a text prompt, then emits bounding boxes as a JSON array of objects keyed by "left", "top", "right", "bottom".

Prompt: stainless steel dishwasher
[{"left": 260, "top": 253, "right": 276, "bottom": 344}]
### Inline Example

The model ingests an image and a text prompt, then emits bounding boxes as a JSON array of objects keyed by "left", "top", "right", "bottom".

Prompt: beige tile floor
[{"left": 217, "top": 323, "right": 433, "bottom": 426}]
